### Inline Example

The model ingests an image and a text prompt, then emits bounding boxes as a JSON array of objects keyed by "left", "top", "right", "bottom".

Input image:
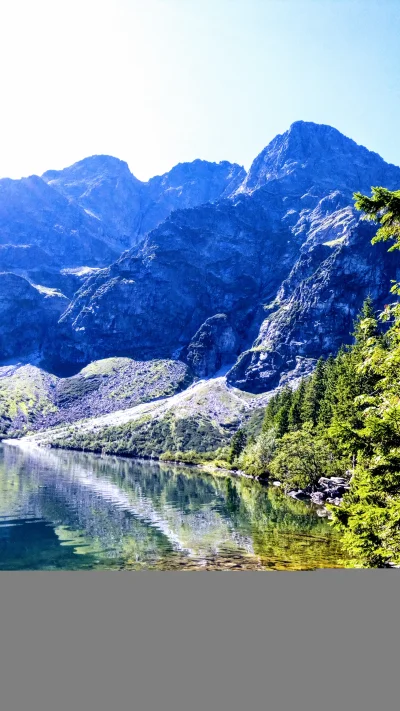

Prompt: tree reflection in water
[{"left": 0, "top": 444, "right": 346, "bottom": 570}]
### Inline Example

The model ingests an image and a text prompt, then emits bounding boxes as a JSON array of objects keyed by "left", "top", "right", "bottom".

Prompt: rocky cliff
[
  {"left": 0, "top": 273, "right": 69, "bottom": 362},
  {"left": 50, "top": 192, "right": 300, "bottom": 371},
  {"left": 0, "top": 156, "right": 244, "bottom": 298}
]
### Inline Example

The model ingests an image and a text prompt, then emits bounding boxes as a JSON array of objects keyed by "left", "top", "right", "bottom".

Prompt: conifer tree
[
  {"left": 288, "top": 378, "right": 306, "bottom": 431},
  {"left": 262, "top": 392, "right": 281, "bottom": 433},
  {"left": 317, "top": 354, "right": 337, "bottom": 427},
  {"left": 274, "top": 386, "right": 293, "bottom": 438},
  {"left": 354, "top": 187, "right": 400, "bottom": 253},
  {"left": 229, "top": 429, "right": 247, "bottom": 463},
  {"left": 301, "top": 357, "right": 325, "bottom": 426},
  {"left": 352, "top": 295, "right": 379, "bottom": 346}
]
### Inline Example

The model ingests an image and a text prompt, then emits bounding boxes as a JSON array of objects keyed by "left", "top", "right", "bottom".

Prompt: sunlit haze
[{"left": 1, "top": 0, "right": 399, "bottom": 180}]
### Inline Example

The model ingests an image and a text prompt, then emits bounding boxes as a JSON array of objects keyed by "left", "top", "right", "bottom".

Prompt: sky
[{"left": 0, "top": 0, "right": 399, "bottom": 181}]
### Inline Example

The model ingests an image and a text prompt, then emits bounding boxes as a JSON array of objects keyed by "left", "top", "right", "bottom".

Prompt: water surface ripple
[{"left": 0, "top": 444, "right": 346, "bottom": 570}]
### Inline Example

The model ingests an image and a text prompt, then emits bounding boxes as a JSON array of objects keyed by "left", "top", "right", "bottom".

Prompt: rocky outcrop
[
  {"left": 183, "top": 314, "right": 239, "bottom": 377},
  {"left": 287, "top": 476, "right": 351, "bottom": 511}
]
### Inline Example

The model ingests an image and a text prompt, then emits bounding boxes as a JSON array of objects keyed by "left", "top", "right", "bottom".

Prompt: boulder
[
  {"left": 288, "top": 490, "right": 309, "bottom": 501},
  {"left": 310, "top": 491, "right": 327, "bottom": 505}
]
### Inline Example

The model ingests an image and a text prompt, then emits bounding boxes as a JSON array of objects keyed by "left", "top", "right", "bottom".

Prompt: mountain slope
[
  {"left": 227, "top": 219, "right": 400, "bottom": 391},
  {"left": 8, "top": 376, "right": 271, "bottom": 456},
  {"left": 1, "top": 121, "right": 400, "bottom": 398},
  {"left": 0, "top": 174, "right": 119, "bottom": 267},
  {"left": 0, "top": 274, "right": 69, "bottom": 362},
  {"left": 49, "top": 192, "right": 301, "bottom": 370},
  {"left": 45, "top": 122, "right": 400, "bottom": 387}
]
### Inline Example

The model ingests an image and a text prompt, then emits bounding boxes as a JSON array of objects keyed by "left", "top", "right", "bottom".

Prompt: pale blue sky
[{"left": 0, "top": 0, "right": 399, "bottom": 180}]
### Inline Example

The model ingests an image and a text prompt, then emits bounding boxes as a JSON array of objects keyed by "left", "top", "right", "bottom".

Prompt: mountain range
[{"left": 1, "top": 120, "right": 400, "bottom": 443}]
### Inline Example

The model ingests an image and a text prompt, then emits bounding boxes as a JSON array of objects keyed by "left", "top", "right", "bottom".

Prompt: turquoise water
[{"left": 0, "top": 444, "right": 345, "bottom": 570}]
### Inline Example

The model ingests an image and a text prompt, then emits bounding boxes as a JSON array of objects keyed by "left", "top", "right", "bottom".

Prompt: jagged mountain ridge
[
  {"left": 53, "top": 192, "right": 300, "bottom": 369},
  {"left": 44, "top": 122, "right": 400, "bottom": 386},
  {"left": 0, "top": 156, "right": 245, "bottom": 296},
  {"left": 42, "top": 155, "right": 246, "bottom": 253},
  {"left": 1, "top": 121, "right": 400, "bottom": 396}
]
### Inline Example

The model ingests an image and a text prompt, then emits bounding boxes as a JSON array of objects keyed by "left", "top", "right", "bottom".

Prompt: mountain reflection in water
[{"left": 0, "top": 444, "right": 346, "bottom": 570}]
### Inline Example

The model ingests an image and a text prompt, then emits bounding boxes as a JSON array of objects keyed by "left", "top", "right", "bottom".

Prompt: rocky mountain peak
[
  {"left": 42, "top": 154, "right": 142, "bottom": 221},
  {"left": 43, "top": 154, "right": 137, "bottom": 185},
  {"left": 236, "top": 120, "right": 400, "bottom": 197}
]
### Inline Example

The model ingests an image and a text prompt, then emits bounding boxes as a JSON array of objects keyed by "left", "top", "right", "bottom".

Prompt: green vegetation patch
[{"left": 0, "top": 365, "right": 57, "bottom": 436}]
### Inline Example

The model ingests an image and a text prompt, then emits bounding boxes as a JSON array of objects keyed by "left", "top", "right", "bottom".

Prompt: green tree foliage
[
  {"left": 229, "top": 428, "right": 247, "bottom": 463},
  {"left": 238, "top": 428, "right": 277, "bottom": 477},
  {"left": 330, "top": 298, "right": 400, "bottom": 566},
  {"left": 354, "top": 186, "right": 400, "bottom": 252},
  {"left": 288, "top": 378, "right": 306, "bottom": 431},
  {"left": 262, "top": 386, "right": 293, "bottom": 437},
  {"left": 301, "top": 357, "right": 326, "bottom": 426},
  {"left": 236, "top": 294, "right": 390, "bottom": 565},
  {"left": 270, "top": 423, "right": 344, "bottom": 491},
  {"left": 318, "top": 355, "right": 337, "bottom": 427}
]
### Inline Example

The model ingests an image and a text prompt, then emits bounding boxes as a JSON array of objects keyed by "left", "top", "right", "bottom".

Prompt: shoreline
[
  {"left": 1, "top": 437, "right": 260, "bottom": 481},
  {"left": 1, "top": 438, "right": 345, "bottom": 516}
]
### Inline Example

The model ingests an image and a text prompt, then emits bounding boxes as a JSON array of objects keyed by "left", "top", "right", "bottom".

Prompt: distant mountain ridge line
[{"left": 1, "top": 120, "right": 400, "bottom": 395}]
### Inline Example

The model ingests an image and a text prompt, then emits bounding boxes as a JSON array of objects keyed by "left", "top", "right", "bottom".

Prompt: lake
[{"left": 0, "top": 443, "right": 346, "bottom": 570}]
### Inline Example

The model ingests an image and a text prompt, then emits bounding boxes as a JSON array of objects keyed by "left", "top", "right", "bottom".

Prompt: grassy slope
[
  {"left": 0, "top": 358, "right": 194, "bottom": 437},
  {"left": 12, "top": 377, "right": 271, "bottom": 458},
  {"left": 0, "top": 365, "right": 57, "bottom": 436}
]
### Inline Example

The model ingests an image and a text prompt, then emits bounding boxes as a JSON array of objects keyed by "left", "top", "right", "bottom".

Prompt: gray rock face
[
  {"left": 0, "top": 157, "right": 245, "bottom": 301},
  {"left": 0, "top": 273, "right": 69, "bottom": 361},
  {"left": 43, "top": 156, "right": 144, "bottom": 254},
  {"left": 48, "top": 195, "right": 300, "bottom": 369},
  {"left": 140, "top": 159, "right": 246, "bottom": 238},
  {"left": 227, "top": 219, "right": 400, "bottom": 391},
  {"left": 183, "top": 314, "right": 239, "bottom": 378},
  {"left": 47, "top": 121, "right": 400, "bottom": 385},
  {"left": 224, "top": 122, "right": 400, "bottom": 391}
]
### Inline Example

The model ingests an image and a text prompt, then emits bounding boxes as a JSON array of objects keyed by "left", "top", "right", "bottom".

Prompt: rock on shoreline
[{"left": 285, "top": 475, "right": 351, "bottom": 515}]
